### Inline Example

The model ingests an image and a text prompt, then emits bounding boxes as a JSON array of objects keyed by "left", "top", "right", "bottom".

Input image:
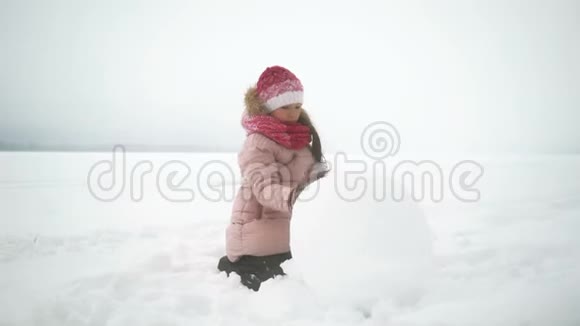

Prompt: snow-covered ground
[{"left": 1, "top": 151, "right": 579, "bottom": 326}]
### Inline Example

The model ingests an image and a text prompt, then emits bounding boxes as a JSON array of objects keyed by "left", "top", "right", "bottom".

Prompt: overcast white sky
[{"left": 1, "top": 0, "right": 578, "bottom": 154}]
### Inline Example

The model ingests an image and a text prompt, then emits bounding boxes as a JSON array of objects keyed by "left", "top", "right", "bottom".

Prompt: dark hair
[{"left": 298, "top": 109, "right": 326, "bottom": 164}]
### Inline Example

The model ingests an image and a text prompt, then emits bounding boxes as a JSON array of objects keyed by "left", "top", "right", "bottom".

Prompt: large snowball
[{"left": 289, "top": 176, "right": 434, "bottom": 308}]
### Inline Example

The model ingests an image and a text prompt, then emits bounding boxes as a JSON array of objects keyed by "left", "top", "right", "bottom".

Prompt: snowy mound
[{"left": 290, "top": 176, "right": 434, "bottom": 308}]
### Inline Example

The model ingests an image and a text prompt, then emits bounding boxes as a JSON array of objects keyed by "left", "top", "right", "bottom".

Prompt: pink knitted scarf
[{"left": 241, "top": 114, "right": 312, "bottom": 150}]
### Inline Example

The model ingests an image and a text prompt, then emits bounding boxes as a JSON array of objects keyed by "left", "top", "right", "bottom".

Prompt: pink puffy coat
[{"left": 225, "top": 88, "right": 316, "bottom": 262}]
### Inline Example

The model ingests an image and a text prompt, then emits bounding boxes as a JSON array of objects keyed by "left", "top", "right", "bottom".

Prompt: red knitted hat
[{"left": 256, "top": 66, "right": 304, "bottom": 112}]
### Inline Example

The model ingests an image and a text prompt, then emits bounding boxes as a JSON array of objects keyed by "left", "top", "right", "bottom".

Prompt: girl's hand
[
  {"left": 288, "top": 162, "right": 330, "bottom": 212},
  {"left": 288, "top": 162, "right": 330, "bottom": 211},
  {"left": 306, "top": 162, "right": 330, "bottom": 184}
]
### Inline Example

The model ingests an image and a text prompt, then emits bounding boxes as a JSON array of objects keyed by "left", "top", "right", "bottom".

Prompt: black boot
[
  {"left": 240, "top": 272, "right": 262, "bottom": 291},
  {"left": 217, "top": 255, "right": 233, "bottom": 275},
  {"left": 217, "top": 252, "right": 292, "bottom": 291}
]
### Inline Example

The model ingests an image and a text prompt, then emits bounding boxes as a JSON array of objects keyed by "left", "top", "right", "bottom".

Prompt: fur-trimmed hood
[{"left": 244, "top": 86, "right": 269, "bottom": 116}]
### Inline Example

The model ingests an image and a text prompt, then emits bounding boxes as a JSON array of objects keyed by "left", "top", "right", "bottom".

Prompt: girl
[{"left": 217, "top": 66, "right": 329, "bottom": 291}]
